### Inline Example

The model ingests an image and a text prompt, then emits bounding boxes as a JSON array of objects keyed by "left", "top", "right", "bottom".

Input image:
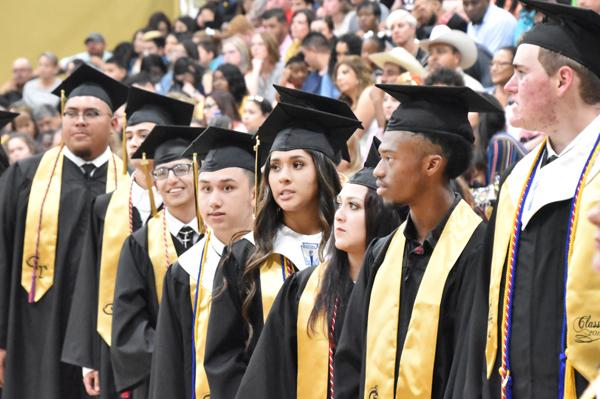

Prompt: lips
[
  {"left": 167, "top": 187, "right": 184, "bottom": 194},
  {"left": 278, "top": 189, "right": 295, "bottom": 201}
]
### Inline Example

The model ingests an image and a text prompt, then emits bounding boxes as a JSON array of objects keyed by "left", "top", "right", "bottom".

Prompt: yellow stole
[
  {"left": 96, "top": 176, "right": 133, "bottom": 346},
  {"left": 259, "top": 254, "right": 295, "bottom": 322},
  {"left": 364, "top": 200, "right": 481, "bottom": 399},
  {"left": 147, "top": 210, "right": 177, "bottom": 303},
  {"left": 297, "top": 263, "right": 329, "bottom": 399},
  {"left": 485, "top": 152, "right": 600, "bottom": 390},
  {"left": 21, "top": 146, "right": 125, "bottom": 302},
  {"left": 189, "top": 234, "right": 211, "bottom": 399}
]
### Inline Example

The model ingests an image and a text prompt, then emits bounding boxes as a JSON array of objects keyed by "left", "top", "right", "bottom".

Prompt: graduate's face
[
  {"left": 62, "top": 96, "right": 116, "bottom": 161},
  {"left": 334, "top": 183, "right": 368, "bottom": 254},
  {"left": 125, "top": 122, "right": 155, "bottom": 168},
  {"left": 374, "top": 131, "right": 435, "bottom": 204},
  {"left": 198, "top": 167, "right": 255, "bottom": 240},
  {"left": 504, "top": 44, "right": 559, "bottom": 131},
  {"left": 153, "top": 159, "right": 195, "bottom": 210},
  {"left": 268, "top": 149, "right": 319, "bottom": 213}
]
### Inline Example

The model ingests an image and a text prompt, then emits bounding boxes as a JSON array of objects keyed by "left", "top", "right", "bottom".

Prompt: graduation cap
[
  {"left": 125, "top": 87, "right": 194, "bottom": 127},
  {"left": 349, "top": 137, "right": 380, "bottom": 190},
  {"left": 256, "top": 102, "right": 363, "bottom": 166},
  {"left": 52, "top": 63, "right": 128, "bottom": 113},
  {"left": 376, "top": 84, "right": 503, "bottom": 143},
  {"left": 0, "top": 111, "right": 19, "bottom": 130},
  {"left": 273, "top": 85, "right": 362, "bottom": 122},
  {"left": 520, "top": 0, "right": 600, "bottom": 78},
  {"left": 131, "top": 125, "right": 204, "bottom": 165},
  {"left": 182, "top": 126, "right": 255, "bottom": 173}
]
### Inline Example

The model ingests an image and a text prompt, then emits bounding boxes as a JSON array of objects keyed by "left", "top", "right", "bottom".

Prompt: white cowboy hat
[
  {"left": 420, "top": 25, "right": 478, "bottom": 70},
  {"left": 369, "top": 47, "right": 427, "bottom": 78}
]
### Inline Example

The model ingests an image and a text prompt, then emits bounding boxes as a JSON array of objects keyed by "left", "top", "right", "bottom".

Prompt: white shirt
[
  {"left": 512, "top": 113, "right": 600, "bottom": 229},
  {"left": 179, "top": 230, "right": 224, "bottom": 291},
  {"left": 130, "top": 173, "right": 162, "bottom": 224},
  {"left": 467, "top": 4, "right": 516, "bottom": 55},
  {"left": 272, "top": 225, "right": 323, "bottom": 271},
  {"left": 165, "top": 209, "right": 200, "bottom": 241},
  {"left": 63, "top": 146, "right": 111, "bottom": 176},
  {"left": 462, "top": 72, "right": 485, "bottom": 91}
]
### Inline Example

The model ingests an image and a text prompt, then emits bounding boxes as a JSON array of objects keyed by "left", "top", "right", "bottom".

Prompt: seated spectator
[
  {"left": 203, "top": 90, "right": 244, "bottom": 129},
  {"left": 102, "top": 57, "right": 128, "bottom": 81},
  {"left": 170, "top": 57, "right": 204, "bottom": 99},
  {"left": 463, "top": 0, "right": 516, "bottom": 54},
  {"left": 423, "top": 67, "right": 465, "bottom": 86},
  {"left": 4, "top": 132, "right": 38, "bottom": 164},
  {"left": 64, "top": 59, "right": 85, "bottom": 77},
  {"left": 318, "top": 0, "right": 354, "bottom": 36},
  {"left": 353, "top": 0, "right": 385, "bottom": 37},
  {"left": 59, "top": 32, "right": 113, "bottom": 70},
  {"left": 222, "top": 35, "right": 251, "bottom": 74},
  {"left": 261, "top": 8, "right": 293, "bottom": 61},
  {"left": 412, "top": 0, "right": 443, "bottom": 39},
  {"left": 124, "top": 71, "right": 156, "bottom": 92},
  {"left": 385, "top": 10, "right": 428, "bottom": 65},
  {"left": 300, "top": 32, "right": 339, "bottom": 98},
  {"left": 140, "top": 54, "right": 168, "bottom": 87},
  {"left": 245, "top": 32, "right": 284, "bottom": 104},
  {"left": 241, "top": 95, "right": 273, "bottom": 134},
  {"left": 141, "top": 30, "right": 167, "bottom": 58},
  {"left": 310, "top": 16, "right": 336, "bottom": 41},
  {"left": 368, "top": 46, "right": 427, "bottom": 83},
  {"left": 421, "top": 25, "right": 484, "bottom": 90},
  {"left": 361, "top": 33, "right": 387, "bottom": 71},
  {"left": 174, "top": 15, "right": 197, "bottom": 33},
  {"left": 196, "top": 34, "right": 223, "bottom": 79},
  {"left": 0, "top": 58, "right": 33, "bottom": 104},
  {"left": 32, "top": 104, "right": 61, "bottom": 136},
  {"left": 196, "top": 3, "right": 223, "bottom": 30},
  {"left": 285, "top": 9, "right": 315, "bottom": 62},
  {"left": 9, "top": 103, "right": 38, "bottom": 141},
  {"left": 489, "top": 46, "right": 515, "bottom": 108},
  {"left": 291, "top": 0, "right": 314, "bottom": 12},
  {"left": 279, "top": 53, "right": 310, "bottom": 89},
  {"left": 213, "top": 63, "right": 248, "bottom": 108},
  {"left": 333, "top": 33, "right": 363, "bottom": 65},
  {"left": 22, "top": 52, "right": 61, "bottom": 110},
  {"left": 146, "top": 11, "right": 172, "bottom": 36}
]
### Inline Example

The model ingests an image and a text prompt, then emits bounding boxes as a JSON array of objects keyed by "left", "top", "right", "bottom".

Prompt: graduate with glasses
[
  {"left": 110, "top": 125, "right": 203, "bottom": 399},
  {"left": 204, "top": 92, "right": 362, "bottom": 399},
  {"left": 61, "top": 87, "right": 194, "bottom": 399},
  {"left": 236, "top": 139, "right": 402, "bottom": 399},
  {"left": 149, "top": 127, "right": 256, "bottom": 399}
]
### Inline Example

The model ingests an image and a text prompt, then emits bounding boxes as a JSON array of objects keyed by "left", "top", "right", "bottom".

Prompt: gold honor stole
[
  {"left": 297, "top": 263, "right": 329, "bottom": 399},
  {"left": 364, "top": 200, "right": 481, "bottom": 399},
  {"left": 485, "top": 151, "right": 600, "bottom": 389},
  {"left": 97, "top": 176, "right": 133, "bottom": 346},
  {"left": 259, "top": 254, "right": 295, "bottom": 322},
  {"left": 147, "top": 210, "right": 177, "bottom": 303},
  {"left": 189, "top": 235, "right": 211, "bottom": 399},
  {"left": 21, "top": 146, "right": 126, "bottom": 302}
]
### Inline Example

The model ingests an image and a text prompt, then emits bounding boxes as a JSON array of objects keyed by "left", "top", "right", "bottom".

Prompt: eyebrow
[
  {"left": 198, "top": 178, "right": 238, "bottom": 184},
  {"left": 64, "top": 106, "right": 101, "bottom": 112},
  {"left": 341, "top": 196, "right": 364, "bottom": 202},
  {"left": 271, "top": 155, "right": 309, "bottom": 162}
]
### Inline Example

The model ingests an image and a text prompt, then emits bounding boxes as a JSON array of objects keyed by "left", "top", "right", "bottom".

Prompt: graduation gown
[
  {"left": 0, "top": 154, "right": 109, "bottom": 399},
  {"left": 235, "top": 264, "right": 354, "bottom": 399},
  {"left": 205, "top": 227, "right": 322, "bottom": 399},
  {"left": 334, "top": 199, "right": 485, "bottom": 399},
  {"left": 110, "top": 223, "right": 186, "bottom": 398},
  {"left": 61, "top": 189, "right": 154, "bottom": 399}
]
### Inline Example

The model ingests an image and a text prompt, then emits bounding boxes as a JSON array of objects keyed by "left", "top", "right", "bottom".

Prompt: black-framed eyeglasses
[{"left": 152, "top": 163, "right": 193, "bottom": 180}]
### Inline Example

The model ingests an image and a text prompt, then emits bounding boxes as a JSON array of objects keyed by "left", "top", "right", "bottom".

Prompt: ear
[
  {"left": 110, "top": 114, "right": 119, "bottom": 131},
  {"left": 423, "top": 153, "right": 444, "bottom": 177},
  {"left": 555, "top": 65, "right": 576, "bottom": 97}
]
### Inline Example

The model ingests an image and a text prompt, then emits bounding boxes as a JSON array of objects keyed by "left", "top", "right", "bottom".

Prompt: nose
[
  {"left": 373, "top": 159, "right": 384, "bottom": 178},
  {"left": 277, "top": 165, "right": 291, "bottom": 183},
  {"left": 335, "top": 206, "right": 346, "bottom": 223},
  {"left": 504, "top": 72, "right": 517, "bottom": 93},
  {"left": 208, "top": 191, "right": 222, "bottom": 208}
]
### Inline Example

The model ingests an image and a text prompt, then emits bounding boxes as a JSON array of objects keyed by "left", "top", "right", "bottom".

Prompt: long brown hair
[{"left": 241, "top": 149, "right": 341, "bottom": 345}]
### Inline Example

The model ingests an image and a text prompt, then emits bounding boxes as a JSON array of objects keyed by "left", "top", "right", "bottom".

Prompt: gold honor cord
[
  {"left": 141, "top": 152, "right": 158, "bottom": 217},
  {"left": 121, "top": 111, "right": 128, "bottom": 175},
  {"left": 192, "top": 153, "right": 206, "bottom": 234},
  {"left": 253, "top": 135, "right": 260, "bottom": 215}
]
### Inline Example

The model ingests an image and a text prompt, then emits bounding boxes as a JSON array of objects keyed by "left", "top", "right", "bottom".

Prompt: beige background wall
[{"left": 0, "top": 0, "right": 179, "bottom": 83}]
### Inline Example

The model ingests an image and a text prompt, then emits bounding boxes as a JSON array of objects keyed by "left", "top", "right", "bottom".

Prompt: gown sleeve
[{"left": 111, "top": 234, "right": 155, "bottom": 392}]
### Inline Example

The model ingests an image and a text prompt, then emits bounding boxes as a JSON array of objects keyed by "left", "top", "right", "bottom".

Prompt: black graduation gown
[
  {"left": 61, "top": 192, "right": 145, "bottom": 399},
  {"left": 463, "top": 198, "right": 589, "bottom": 398},
  {"left": 236, "top": 265, "right": 354, "bottom": 399},
  {"left": 0, "top": 154, "right": 108, "bottom": 399},
  {"left": 334, "top": 221, "right": 486, "bottom": 399},
  {"left": 110, "top": 224, "right": 186, "bottom": 398},
  {"left": 204, "top": 238, "right": 260, "bottom": 399}
]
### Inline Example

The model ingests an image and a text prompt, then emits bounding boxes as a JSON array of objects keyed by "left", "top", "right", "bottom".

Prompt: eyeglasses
[
  {"left": 152, "top": 163, "right": 193, "bottom": 180},
  {"left": 63, "top": 109, "right": 109, "bottom": 121}
]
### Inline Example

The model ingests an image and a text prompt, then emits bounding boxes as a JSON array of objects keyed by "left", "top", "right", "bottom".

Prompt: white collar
[
  {"left": 178, "top": 229, "right": 225, "bottom": 276},
  {"left": 272, "top": 225, "right": 322, "bottom": 270},
  {"left": 130, "top": 172, "right": 162, "bottom": 213},
  {"left": 164, "top": 208, "right": 200, "bottom": 237},
  {"left": 509, "top": 113, "right": 600, "bottom": 229},
  {"left": 63, "top": 146, "right": 111, "bottom": 168}
]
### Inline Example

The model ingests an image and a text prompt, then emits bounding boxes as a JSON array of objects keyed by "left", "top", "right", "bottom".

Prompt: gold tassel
[
  {"left": 60, "top": 89, "right": 65, "bottom": 116},
  {"left": 253, "top": 135, "right": 260, "bottom": 215},
  {"left": 121, "top": 111, "right": 128, "bottom": 175},
  {"left": 564, "top": 359, "right": 577, "bottom": 399},
  {"left": 192, "top": 153, "right": 206, "bottom": 234},
  {"left": 142, "top": 152, "right": 158, "bottom": 217}
]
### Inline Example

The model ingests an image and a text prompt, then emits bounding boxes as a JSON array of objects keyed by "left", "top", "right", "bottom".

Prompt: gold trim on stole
[
  {"left": 364, "top": 200, "right": 481, "bottom": 399},
  {"left": 97, "top": 176, "right": 133, "bottom": 346},
  {"left": 147, "top": 210, "right": 177, "bottom": 303},
  {"left": 297, "top": 263, "right": 329, "bottom": 399},
  {"left": 21, "top": 147, "right": 125, "bottom": 302}
]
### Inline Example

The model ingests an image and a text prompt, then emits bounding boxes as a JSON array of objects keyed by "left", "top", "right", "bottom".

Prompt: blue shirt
[
  {"left": 301, "top": 70, "right": 340, "bottom": 99},
  {"left": 467, "top": 4, "right": 517, "bottom": 54}
]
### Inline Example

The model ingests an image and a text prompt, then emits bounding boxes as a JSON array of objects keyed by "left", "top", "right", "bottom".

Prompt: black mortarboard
[
  {"left": 52, "top": 64, "right": 128, "bottom": 112},
  {"left": 257, "top": 102, "right": 362, "bottom": 165},
  {"left": 520, "top": 0, "right": 600, "bottom": 78},
  {"left": 349, "top": 137, "right": 380, "bottom": 190},
  {"left": 125, "top": 87, "right": 194, "bottom": 126},
  {"left": 377, "top": 84, "right": 503, "bottom": 143},
  {"left": 182, "top": 127, "right": 256, "bottom": 172},
  {"left": 132, "top": 125, "right": 204, "bottom": 165},
  {"left": 0, "top": 111, "right": 19, "bottom": 130},
  {"left": 273, "top": 85, "right": 362, "bottom": 122}
]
